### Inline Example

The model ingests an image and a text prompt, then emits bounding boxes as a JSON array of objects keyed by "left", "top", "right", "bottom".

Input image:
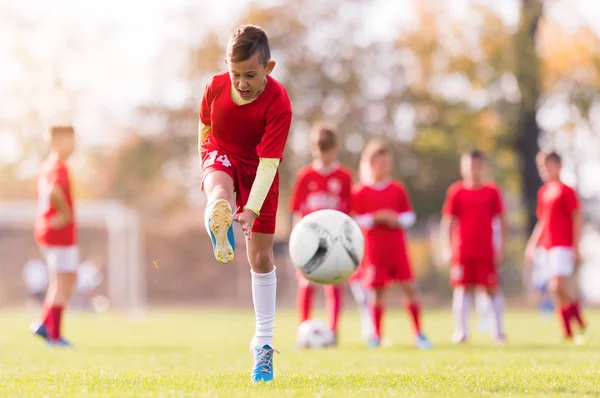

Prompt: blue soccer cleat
[
  {"left": 48, "top": 337, "right": 73, "bottom": 348},
  {"left": 415, "top": 333, "right": 434, "bottom": 350},
  {"left": 31, "top": 322, "right": 49, "bottom": 342},
  {"left": 205, "top": 199, "right": 235, "bottom": 264},
  {"left": 367, "top": 336, "right": 381, "bottom": 348},
  {"left": 251, "top": 344, "right": 278, "bottom": 382}
]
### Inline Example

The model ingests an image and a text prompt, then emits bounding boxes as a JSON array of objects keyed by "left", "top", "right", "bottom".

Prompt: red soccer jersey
[
  {"left": 290, "top": 164, "right": 353, "bottom": 217},
  {"left": 199, "top": 72, "right": 292, "bottom": 166},
  {"left": 34, "top": 157, "right": 76, "bottom": 246},
  {"left": 352, "top": 180, "right": 413, "bottom": 266},
  {"left": 537, "top": 181, "right": 579, "bottom": 249},
  {"left": 443, "top": 182, "right": 504, "bottom": 260}
]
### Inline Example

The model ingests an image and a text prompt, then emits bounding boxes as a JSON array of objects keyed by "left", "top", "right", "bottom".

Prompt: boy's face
[
  {"left": 227, "top": 53, "right": 275, "bottom": 100},
  {"left": 371, "top": 151, "right": 392, "bottom": 178},
  {"left": 51, "top": 132, "right": 75, "bottom": 159},
  {"left": 544, "top": 158, "right": 561, "bottom": 181},
  {"left": 311, "top": 146, "right": 338, "bottom": 165},
  {"left": 460, "top": 156, "right": 484, "bottom": 182}
]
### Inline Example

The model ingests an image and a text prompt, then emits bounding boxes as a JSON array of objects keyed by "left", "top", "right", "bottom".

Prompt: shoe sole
[{"left": 209, "top": 200, "right": 234, "bottom": 264}]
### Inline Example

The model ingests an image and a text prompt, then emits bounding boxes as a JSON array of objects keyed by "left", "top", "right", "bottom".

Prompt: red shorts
[
  {"left": 362, "top": 261, "right": 413, "bottom": 289},
  {"left": 450, "top": 256, "right": 497, "bottom": 288},
  {"left": 201, "top": 141, "right": 279, "bottom": 234}
]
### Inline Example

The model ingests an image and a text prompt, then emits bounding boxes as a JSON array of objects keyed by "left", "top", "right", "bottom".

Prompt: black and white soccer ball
[{"left": 289, "top": 209, "right": 364, "bottom": 285}]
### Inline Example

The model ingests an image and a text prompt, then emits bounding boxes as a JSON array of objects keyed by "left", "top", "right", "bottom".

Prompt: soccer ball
[
  {"left": 296, "top": 318, "right": 335, "bottom": 348},
  {"left": 289, "top": 209, "right": 364, "bottom": 285}
]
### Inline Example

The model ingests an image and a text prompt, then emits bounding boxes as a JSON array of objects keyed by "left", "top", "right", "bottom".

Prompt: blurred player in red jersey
[
  {"left": 31, "top": 124, "right": 78, "bottom": 347},
  {"left": 525, "top": 151, "right": 587, "bottom": 344},
  {"left": 198, "top": 25, "right": 292, "bottom": 382},
  {"left": 352, "top": 140, "right": 433, "bottom": 349},
  {"left": 441, "top": 150, "right": 507, "bottom": 344},
  {"left": 290, "top": 125, "right": 368, "bottom": 346}
]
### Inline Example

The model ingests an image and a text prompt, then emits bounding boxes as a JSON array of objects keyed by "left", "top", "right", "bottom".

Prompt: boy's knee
[{"left": 249, "top": 250, "right": 274, "bottom": 273}]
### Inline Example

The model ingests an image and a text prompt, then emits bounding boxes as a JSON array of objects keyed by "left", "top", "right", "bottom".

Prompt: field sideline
[{"left": 0, "top": 308, "right": 599, "bottom": 397}]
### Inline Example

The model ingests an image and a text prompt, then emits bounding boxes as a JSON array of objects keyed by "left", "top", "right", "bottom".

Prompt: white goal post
[{"left": 0, "top": 200, "right": 146, "bottom": 316}]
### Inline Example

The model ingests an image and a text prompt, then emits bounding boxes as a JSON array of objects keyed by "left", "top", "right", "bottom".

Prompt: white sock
[
  {"left": 350, "top": 281, "right": 373, "bottom": 339},
  {"left": 476, "top": 291, "right": 491, "bottom": 332},
  {"left": 251, "top": 267, "right": 277, "bottom": 347},
  {"left": 452, "top": 289, "right": 472, "bottom": 337},
  {"left": 490, "top": 292, "right": 505, "bottom": 337}
]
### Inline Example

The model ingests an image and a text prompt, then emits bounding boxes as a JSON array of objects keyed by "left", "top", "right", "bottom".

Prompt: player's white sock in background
[
  {"left": 476, "top": 291, "right": 491, "bottom": 333},
  {"left": 452, "top": 289, "right": 472, "bottom": 342},
  {"left": 349, "top": 281, "right": 373, "bottom": 340},
  {"left": 490, "top": 292, "right": 505, "bottom": 338},
  {"left": 251, "top": 267, "right": 277, "bottom": 347}
]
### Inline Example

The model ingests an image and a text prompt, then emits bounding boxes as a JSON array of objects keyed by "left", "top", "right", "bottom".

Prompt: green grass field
[{"left": 0, "top": 308, "right": 599, "bottom": 397}]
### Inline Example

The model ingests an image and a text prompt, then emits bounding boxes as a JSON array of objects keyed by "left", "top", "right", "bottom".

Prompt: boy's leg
[
  {"left": 34, "top": 246, "right": 78, "bottom": 346},
  {"left": 247, "top": 232, "right": 277, "bottom": 382},
  {"left": 296, "top": 276, "right": 315, "bottom": 325},
  {"left": 478, "top": 259, "right": 505, "bottom": 342},
  {"left": 398, "top": 281, "right": 432, "bottom": 347},
  {"left": 451, "top": 260, "right": 475, "bottom": 343},
  {"left": 203, "top": 170, "right": 236, "bottom": 264},
  {"left": 349, "top": 279, "right": 373, "bottom": 341},
  {"left": 324, "top": 284, "right": 342, "bottom": 339},
  {"left": 369, "top": 287, "right": 385, "bottom": 347}
]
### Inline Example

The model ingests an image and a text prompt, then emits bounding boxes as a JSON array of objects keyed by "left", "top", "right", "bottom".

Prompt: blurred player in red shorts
[
  {"left": 31, "top": 124, "right": 78, "bottom": 347},
  {"left": 352, "top": 140, "right": 432, "bottom": 349},
  {"left": 290, "top": 125, "right": 352, "bottom": 346},
  {"left": 441, "top": 150, "right": 507, "bottom": 344},
  {"left": 525, "top": 151, "right": 587, "bottom": 344},
  {"left": 198, "top": 25, "right": 292, "bottom": 382}
]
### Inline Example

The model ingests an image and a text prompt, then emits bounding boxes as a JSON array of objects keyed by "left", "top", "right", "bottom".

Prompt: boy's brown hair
[
  {"left": 311, "top": 124, "right": 338, "bottom": 153},
  {"left": 227, "top": 25, "right": 271, "bottom": 65},
  {"left": 544, "top": 150, "right": 562, "bottom": 164},
  {"left": 47, "top": 124, "right": 74, "bottom": 143},
  {"left": 360, "top": 139, "right": 390, "bottom": 164}
]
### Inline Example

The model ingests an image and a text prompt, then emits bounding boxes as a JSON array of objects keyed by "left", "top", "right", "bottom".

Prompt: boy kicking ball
[{"left": 198, "top": 25, "right": 292, "bottom": 382}]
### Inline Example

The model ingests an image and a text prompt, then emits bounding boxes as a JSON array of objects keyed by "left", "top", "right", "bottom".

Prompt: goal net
[{"left": 0, "top": 200, "right": 146, "bottom": 316}]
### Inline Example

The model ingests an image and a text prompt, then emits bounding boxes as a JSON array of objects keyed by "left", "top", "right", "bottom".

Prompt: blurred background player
[
  {"left": 529, "top": 152, "right": 554, "bottom": 315},
  {"left": 353, "top": 140, "right": 433, "bottom": 349},
  {"left": 525, "top": 151, "right": 587, "bottom": 344},
  {"left": 289, "top": 125, "right": 353, "bottom": 347},
  {"left": 31, "top": 124, "right": 78, "bottom": 347},
  {"left": 198, "top": 25, "right": 292, "bottom": 382},
  {"left": 441, "top": 150, "right": 507, "bottom": 345}
]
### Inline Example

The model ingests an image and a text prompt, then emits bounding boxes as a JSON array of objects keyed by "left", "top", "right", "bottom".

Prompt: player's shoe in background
[
  {"left": 48, "top": 337, "right": 73, "bottom": 347},
  {"left": 31, "top": 322, "right": 48, "bottom": 342},
  {"left": 415, "top": 333, "right": 433, "bottom": 350},
  {"left": 367, "top": 336, "right": 381, "bottom": 348},
  {"left": 326, "top": 332, "right": 338, "bottom": 348},
  {"left": 452, "top": 331, "right": 468, "bottom": 344},
  {"left": 205, "top": 199, "right": 235, "bottom": 264},
  {"left": 574, "top": 329, "right": 587, "bottom": 346},
  {"left": 251, "top": 344, "right": 277, "bottom": 382},
  {"left": 494, "top": 333, "right": 508, "bottom": 345}
]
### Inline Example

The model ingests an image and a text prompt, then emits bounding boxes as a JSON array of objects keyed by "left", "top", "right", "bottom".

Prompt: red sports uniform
[
  {"left": 290, "top": 164, "right": 353, "bottom": 280},
  {"left": 199, "top": 72, "right": 292, "bottom": 234},
  {"left": 443, "top": 182, "right": 504, "bottom": 287},
  {"left": 352, "top": 180, "right": 414, "bottom": 289},
  {"left": 537, "top": 182, "right": 579, "bottom": 250},
  {"left": 34, "top": 157, "right": 76, "bottom": 247}
]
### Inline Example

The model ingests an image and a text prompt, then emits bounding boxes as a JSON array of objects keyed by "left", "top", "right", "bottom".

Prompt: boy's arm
[
  {"left": 49, "top": 185, "right": 72, "bottom": 229},
  {"left": 244, "top": 157, "right": 280, "bottom": 216},
  {"left": 572, "top": 209, "right": 582, "bottom": 262},
  {"left": 524, "top": 221, "right": 544, "bottom": 265}
]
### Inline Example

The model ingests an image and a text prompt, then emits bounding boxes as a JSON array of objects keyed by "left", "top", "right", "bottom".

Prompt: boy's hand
[
  {"left": 374, "top": 210, "right": 398, "bottom": 227},
  {"left": 234, "top": 209, "right": 259, "bottom": 240}
]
